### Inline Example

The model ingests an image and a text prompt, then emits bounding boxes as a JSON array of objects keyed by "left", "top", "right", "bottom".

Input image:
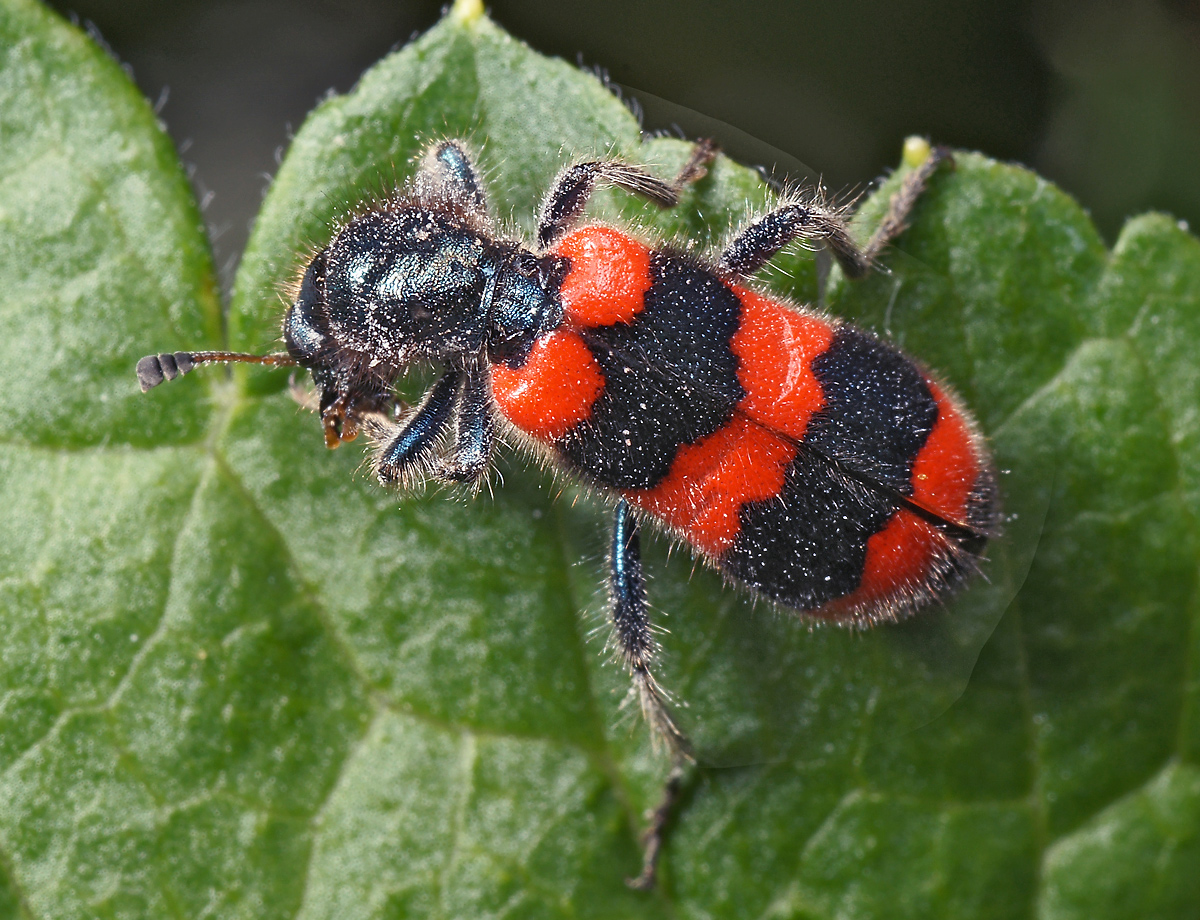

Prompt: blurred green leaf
[{"left": 2, "top": 0, "right": 1199, "bottom": 918}]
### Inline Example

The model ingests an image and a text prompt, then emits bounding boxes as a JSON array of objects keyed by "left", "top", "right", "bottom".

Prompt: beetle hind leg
[{"left": 718, "top": 143, "right": 954, "bottom": 281}]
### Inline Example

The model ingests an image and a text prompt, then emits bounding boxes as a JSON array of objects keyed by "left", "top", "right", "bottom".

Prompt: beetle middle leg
[
  {"left": 609, "top": 501, "right": 689, "bottom": 754},
  {"left": 608, "top": 500, "right": 694, "bottom": 890},
  {"left": 537, "top": 138, "right": 718, "bottom": 249}
]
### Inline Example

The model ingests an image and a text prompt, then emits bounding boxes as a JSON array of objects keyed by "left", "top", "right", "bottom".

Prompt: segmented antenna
[{"left": 136, "top": 351, "right": 297, "bottom": 392}]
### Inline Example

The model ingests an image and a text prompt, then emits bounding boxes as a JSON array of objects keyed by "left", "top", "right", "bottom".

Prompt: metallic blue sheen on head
[{"left": 283, "top": 250, "right": 328, "bottom": 363}]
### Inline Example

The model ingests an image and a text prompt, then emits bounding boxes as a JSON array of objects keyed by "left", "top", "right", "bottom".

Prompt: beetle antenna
[{"left": 136, "top": 350, "right": 298, "bottom": 392}]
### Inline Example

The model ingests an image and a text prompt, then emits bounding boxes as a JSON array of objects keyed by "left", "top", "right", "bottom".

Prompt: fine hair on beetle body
[{"left": 137, "top": 135, "right": 996, "bottom": 889}]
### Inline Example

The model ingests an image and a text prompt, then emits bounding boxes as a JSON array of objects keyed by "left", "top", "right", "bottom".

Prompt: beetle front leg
[
  {"left": 374, "top": 369, "right": 460, "bottom": 485},
  {"left": 435, "top": 359, "right": 495, "bottom": 485},
  {"left": 412, "top": 139, "right": 491, "bottom": 223}
]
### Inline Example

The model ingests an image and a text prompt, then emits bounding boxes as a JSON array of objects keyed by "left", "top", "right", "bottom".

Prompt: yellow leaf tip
[
  {"left": 902, "top": 136, "right": 932, "bottom": 169},
  {"left": 450, "top": 0, "right": 485, "bottom": 25}
]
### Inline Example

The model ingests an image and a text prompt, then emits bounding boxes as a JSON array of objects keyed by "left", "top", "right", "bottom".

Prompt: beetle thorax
[
  {"left": 313, "top": 205, "right": 563, "bottom": 372},
  {"left": 316, "top": 207, "right": 491, "bottom": 368}
]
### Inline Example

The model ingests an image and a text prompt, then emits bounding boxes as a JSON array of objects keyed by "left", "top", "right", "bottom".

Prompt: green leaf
[{"left": 2, "top": 0, "right": 1199, "bottom": 918}]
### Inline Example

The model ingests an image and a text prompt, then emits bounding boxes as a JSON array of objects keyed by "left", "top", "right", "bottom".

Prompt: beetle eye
[{"left": 284, "top": 250, "right": 330, "bottom": 364}]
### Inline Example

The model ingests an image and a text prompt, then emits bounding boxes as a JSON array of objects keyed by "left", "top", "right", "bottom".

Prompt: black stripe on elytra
[
  {"left": 557, "top": 251, "right": 745, "bottom": 490},
  {"left": 722, "top": 448, "right": 898, "bottom": 608},
  {"left": 724, "top": 325, "right": 940, "bottom": 609},
  {"left": 805, "top": 325, "right": 939, "bottom": 496}
]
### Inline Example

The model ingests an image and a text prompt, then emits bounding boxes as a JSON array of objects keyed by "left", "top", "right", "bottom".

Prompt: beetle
[{"left": 138, "top": 136, "right": 997, "bottom": 887}]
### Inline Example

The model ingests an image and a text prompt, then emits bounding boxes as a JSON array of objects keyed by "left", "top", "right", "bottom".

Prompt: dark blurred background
[{"left": 47, "top": 0, "right": 1200, "bottom": 285}]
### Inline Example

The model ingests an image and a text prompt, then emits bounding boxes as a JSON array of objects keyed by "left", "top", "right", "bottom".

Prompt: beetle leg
[
  {"left": 435, "top": 358, "right": 495, "bottom": 485},
  {"left": 412, "top": 140, "right": 491, "bottom": 223},
  {"left": 537, "top": 139, "right": 718, "bottom": 249},
  {"left": 374, "top": 369, "right": 461, "bottom": 485},
  {"left": 609, "top": 501, "right": 690, "bottom": 753},
  {"left": 718, "top": 144, "right": 953, "bottom": 280},
  {"left": 610, "top": 500, "right": 693, "bottom": 890}
]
